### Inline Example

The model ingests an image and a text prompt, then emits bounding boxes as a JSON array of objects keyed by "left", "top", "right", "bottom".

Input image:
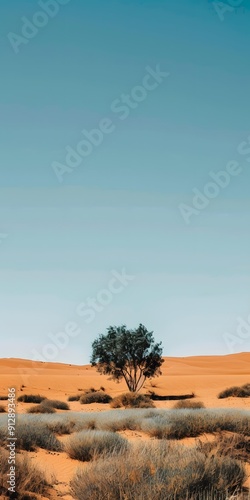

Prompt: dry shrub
[
  {"left": 70, "top": 441, "right": 246, "bottom": 500},
  {"left": 0, "top": 405, "right": 6, "bottom": 413},
  {"left": 141, "top": 410, "right": 250, "bottom": 440},
  {"left": 46, "top": 419, "right": 77, "bottom": 435},
  {"left": 27, "top": 403, "right": 55, "bottom": 414},
  {"left": 41, "top": 399, "right": 70, "bottom": 410},
  {"left": 65, "top": 429, "right": 128, "bottom": 462},
  {"left": 0, "top": 448, "right": 49, "bottom": 498},
  {"left": 173, "top": 400, "right": 205, "bottom": 410},
  {"left": 110, "top": 393, "right": 155, "bottom": 409},
  {"left": 15, "top": 422, "right": 63, "bottom": 451},
  {"left": 68, "top": 394, "right": 80, "bottom": 401},
  {"left": 197, "top": 432, "right": 250, "bottom": 464},
  {"left": 0, "top": 396, "right": 8, "bottom": 401},
  {"left": 218, "top": 384, "right": 250, "bottom": 399},
  {"left": 80, "top": 391, "right": 112, "bottom": 404},
  {"left": 17, "top": 394, "right": 46, "bottom": 404},
  {"left": 27, "top": 399, "right": 69, "bottom": 413}
]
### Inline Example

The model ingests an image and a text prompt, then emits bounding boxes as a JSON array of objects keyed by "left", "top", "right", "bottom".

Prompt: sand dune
[
  {"left": 0, "top": 352, "right": 249, "bottom": 411},
  {"left": 0, "top": 353, "right": 250, "bottom": 499}
]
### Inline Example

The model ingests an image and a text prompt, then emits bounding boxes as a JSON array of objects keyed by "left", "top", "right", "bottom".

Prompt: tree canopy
[{"left": 90, "top": 324, "right": 164, "bottom": 392}]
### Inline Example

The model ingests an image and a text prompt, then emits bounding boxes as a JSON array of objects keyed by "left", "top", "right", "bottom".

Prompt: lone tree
[{"left": 90, "top": 324, "right": 164, "bottom": 392}]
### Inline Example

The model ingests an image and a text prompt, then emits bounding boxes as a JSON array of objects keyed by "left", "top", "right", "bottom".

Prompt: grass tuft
[
  {"left": 70, "top": 440, "right": 246, "bottom": 500},
  {"left": 17, "top": 394, "right": 46, "bottom": 403},
  {"left": 68, "top": 394, "right": 80, "bottom": 401},
  {"left": 80, "top": 391, "right": 112, "bottom": 404},
  {"left": 218, "top": 384, "right": 250, "bottom": 399},
  {"left": 110, "top": 392, "right": 155, "bottom": 409},
  {"left": 15, "top": 421, "right": 63, "bottom": 451},
  {"left": 65, "top": 429, "right": 128, "bottom": 462},
  {"left": 173, "top": 399, "right": 205, "bottom": 410},
  {"left": 0, "top": 447, "right": 50, "bottom": 497}
]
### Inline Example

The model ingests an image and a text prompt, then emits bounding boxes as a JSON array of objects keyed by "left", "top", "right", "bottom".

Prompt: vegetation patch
[
  {"left": 218, "top": 384, "right": 250, "bottom": 399},
  {"left": 70, "top": 440, "right": 246, "bottom": 500},
  {"left": 68, "top": 394, "right": 81, "bottom": 401},
  {"left": 15, "top": 421, "right": 63, "bottom": 451},
  {"left": 17, "top": 394, "right": 46, "bottom": 404},
  {"left": 41, "top": 399, "right": 70, "bottom": 410},
  {"left": 80, "top": 391, "right": 112, "bottom": 405},
  {"left": 65, "top": 429, "right": 128, "bottom": 462},
  {"left": 27, "top": 403, "right": 56, "bottom": 414},
  {"left": 141, "top": 409, "right": 250, "bottom": 440},
  {"left": 173, "top": 399, "right": 205, "bottom": 410},
  {"left": 197, "top": 432, "right": 250, "bottom": 464},
  {"left": 0, "top": 448, "right": 49, "bottom": 498},
  {"left": 110, "top": 392, "right": 155, "bottom": 409}
]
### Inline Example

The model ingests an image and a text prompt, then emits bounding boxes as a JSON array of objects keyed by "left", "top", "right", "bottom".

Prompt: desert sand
[
  {"left": 0, "top": 352, "right": 249, "bottom": 499},
  {"left": 0, "top": 352, "right": 250, "bottom": 411}
]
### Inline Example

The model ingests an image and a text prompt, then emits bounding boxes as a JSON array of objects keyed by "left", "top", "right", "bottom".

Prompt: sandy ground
[{"left": 0, "top": 352, "right": 250, "bottom": 498}]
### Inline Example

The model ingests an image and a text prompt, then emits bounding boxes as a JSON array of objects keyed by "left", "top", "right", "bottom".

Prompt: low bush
[
  {"left": 0, "top": 396, "right": 8, "bottom": 400},
  {"left": 141, "top": 409, "right": 250, "bottom": 440},
  {"left": 46, "top": 419, "right": 77, "bottom": 435},
  {"left": 68, "top": 394, "right": 80, "bottom": 401},
  {"left": 27, "top": 404, "right": 56, "bottom": 414},
  {"left": 197, "top": 432, "right": 250, "bottom": 464},
  {"left": 173, "top": 400, "right": 205, "bottom": 410},
  {"left": 0, "top": 405, "right": 6, "bottom": 413},
  {"left": 0, "top": 448, "right": 49, "bottom": 497},
  {"left": 110, "top": 392, "right": 155, "bottom": 409},
  {"left": 80, "top": 391, "right": 112, "bottom": 405},
  {"left": 27, "top": 399, "right": 69, "bottom": 413},
  {"left": 42, "top": 399, "right": 70, "bottom": 410},
  {"left": 15, "top": 422, "right": 63, "bottom": 451},
  {"left": 218, "top": 384, "right": 250, "bottom": 399},
  {"left": 70, "top": 441, "right": 246, "bottom": 500},
  {"left": 65, "top": 429, "right": 128, "bottom": 462},
  {"left": 17, "top": 394, "right": 46, "bottom": 404}
]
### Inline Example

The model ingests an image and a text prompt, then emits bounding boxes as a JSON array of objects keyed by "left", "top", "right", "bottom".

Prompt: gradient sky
[{"left": 1, "top": 0, "right": 250, "bottom": 365}]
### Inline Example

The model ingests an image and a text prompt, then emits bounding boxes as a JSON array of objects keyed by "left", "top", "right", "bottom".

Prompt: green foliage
[{"left": 91, "top": 324, "right": 164, "bottom": 392}]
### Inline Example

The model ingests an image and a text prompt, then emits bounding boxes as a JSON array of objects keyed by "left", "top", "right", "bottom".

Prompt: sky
[{"left": 1, "top": 0, "right": 250, "bottom": 365}]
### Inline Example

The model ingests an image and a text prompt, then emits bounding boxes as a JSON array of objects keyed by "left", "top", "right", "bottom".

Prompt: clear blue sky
[{"left": 1, "top": 0, "right": 250, "bottom": 364}]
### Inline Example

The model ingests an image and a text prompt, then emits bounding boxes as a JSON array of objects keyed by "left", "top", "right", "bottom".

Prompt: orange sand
[{"left": 0, "top": 353, "right": 249, "bottom": 499}]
